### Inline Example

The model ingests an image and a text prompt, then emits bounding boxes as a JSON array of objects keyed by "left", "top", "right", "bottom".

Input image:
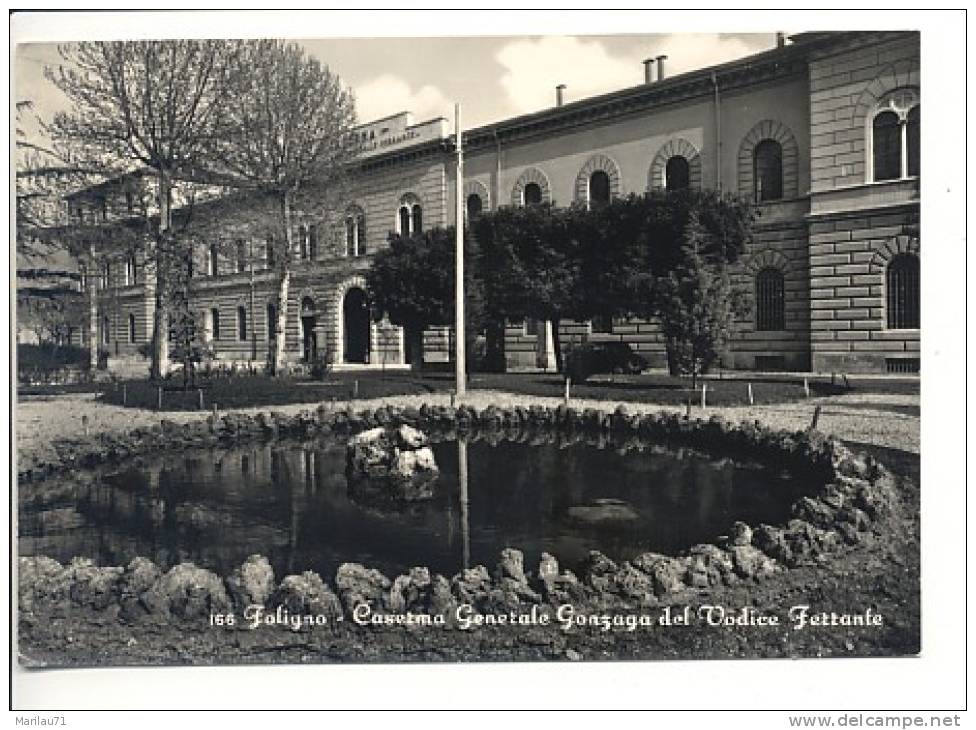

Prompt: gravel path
[{"left": 15, "top": 388, "right": 919, "bottom": 474}]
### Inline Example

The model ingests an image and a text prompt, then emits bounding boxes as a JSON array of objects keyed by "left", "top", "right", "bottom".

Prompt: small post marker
[
  {"left": 701, "top": 383, "right": 707, "bottom": 409},
  {"left": 82, "top": 414, "right": 89, "bottom": 437},
  {"left": 352, "top": 379, "right": 359, "bottom": 399},
  {"left": 831, "top": 372, "right": 836, "bottom": 386},
  {"left": 122, "top": 383, "right": 127, "bottom": 406},
  {"left": 685, "top": 399, "right": 692, "bottom": 419},
  {"left": 450, "top": 392, "right": 456, "bottom": 409},
  {"left": 747, "top": 382, "right": 754, "bottom": 406},
  {"left": 212, "top": 402, "right": 218, "bottom": 421},
  {"left": 157, "top": 386, "right": 163, "bottom": 411},
  {"left": 810, "top": 404, "right": 822, "bottom": 431},
  {"left": 198, "top": 389, "right": 204, "bottom": 410},
  {"left": 564, "top": 378, "right": 571, "bottom": 405},
  {"left": 842, "top": 374, "right": 851, "bottom": 390},
  {"left": 803, "top": 377, "right": 810, "bottom": 398}
]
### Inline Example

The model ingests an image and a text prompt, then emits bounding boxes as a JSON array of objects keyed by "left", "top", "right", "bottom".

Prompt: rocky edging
[{"left": 18, "top": 403, "right": 899, "bottom": 633}]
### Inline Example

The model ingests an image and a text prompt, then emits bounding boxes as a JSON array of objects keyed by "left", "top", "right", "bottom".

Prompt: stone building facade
[{"left": 63, "top": 30, "right": 920, "bottom": 376}]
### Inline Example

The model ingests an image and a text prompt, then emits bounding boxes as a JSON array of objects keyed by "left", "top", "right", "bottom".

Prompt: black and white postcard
[{"left": 9, "top": 8, "right": 966, "bottom": 718}]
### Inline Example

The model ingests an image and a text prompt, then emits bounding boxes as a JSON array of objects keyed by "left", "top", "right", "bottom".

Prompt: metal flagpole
[{"left": 455, "top": 103, "right": 466, "bottom": 397}]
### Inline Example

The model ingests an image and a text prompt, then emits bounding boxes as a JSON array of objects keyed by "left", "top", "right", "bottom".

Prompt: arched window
[
  {"left": 346, "top": 209, "right": 365, "bottom": 256},
  {"left": 907, "top": 106, "right": 920, "bottom": 177},
  {"left": 886, "top": 254, "right": 919, "bottom": 329},
  {"left": 265, "top": 235, "right": 276, "bottom": 270},
  {"left": 128, "top": 313, "right": 136, "bottom": 343},
  {"left": 397, "top": 199, "right": 422, "bottom": 236},
  {"left": 210, "top": 308, "right": 221, "bottom": 341},
  {"left": 753, "top": 139, "right": 783, "bottom": 202},
  {"left": 125, "top": 254, "right": 136, "bottom": 286},
  {"left": 266, "top": 302, "right": 277, "bottom": 342},
  {"left": 872, "top": 111, "right": 901, "bottom": 182},
  {"left": 237, "top": 306, "right": 248, "bottom": 341},
  {"left": 755, "top": 268, "right": 786, "bottom": 331},
  {"left": 236, "top": 240, "right": 247, "bottom": 273},
  {"left": 868, "top": 90, "right": 919, "bottom": 182},
  {"left": 523, "top": 182, "right": 542, "bottom": 207},
  {"left": 665, "top": 156, "right": 690, "bottom": 192},
  {"left": 308, "top": 224, "right": 318, "bottom": 260},
  {"left": 466, "top": 193, "right": 483, "bottom": 220},
  {"left": 298, "top": 226, "right": 309, "bottom": 260},
  {"left": 588, "top": 170, "right": 610, "bottom": 209},
  {"left": 209, "top": 244, "right": 219, "bottom": 276}
]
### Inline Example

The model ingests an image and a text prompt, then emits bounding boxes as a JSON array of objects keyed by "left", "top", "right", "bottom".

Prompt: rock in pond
[
  {"left": 346, "top": 425, "right": 440, "bottom": 502},
  {"left": 567, "top": 498, "right": 639, "bottom": 524}
]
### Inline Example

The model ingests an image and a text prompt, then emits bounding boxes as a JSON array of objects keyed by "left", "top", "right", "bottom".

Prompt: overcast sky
[{"left": 15, "top": 32, "right": 776, "bottom": 144}]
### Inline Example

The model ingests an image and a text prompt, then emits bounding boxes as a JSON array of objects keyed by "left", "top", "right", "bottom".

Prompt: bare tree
[
  {"left": 45, "top": 40, "right": 242, "bottom": 379},
  {"left": 15, "top": 100, "right": 101, "bottom": 251},
  {"left": 210, "top": 40, "right": 359, "bottom": 374}
]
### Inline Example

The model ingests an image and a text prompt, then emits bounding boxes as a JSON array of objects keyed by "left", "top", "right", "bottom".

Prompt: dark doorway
[
  {"left": 343, "top": 287, "right": 370, "bottom": 364},
  {"left": 300, "top": 297, "right": 316, "bottom": 363}
]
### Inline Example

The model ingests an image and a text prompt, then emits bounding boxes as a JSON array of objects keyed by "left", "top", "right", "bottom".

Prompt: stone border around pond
[{"left": 18, "top": 403, "right": 898, "bottom": 626}]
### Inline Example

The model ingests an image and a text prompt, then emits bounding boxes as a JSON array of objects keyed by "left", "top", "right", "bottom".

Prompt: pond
[{"left": 19, "top": 435, "right": 819, "bottom": 580}]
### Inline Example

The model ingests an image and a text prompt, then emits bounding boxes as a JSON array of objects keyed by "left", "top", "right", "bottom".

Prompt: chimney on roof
[
  {"left": 642, "top": 58, "right": 655, "bottom": 84},
  {"left": 776, "top": 32, "right": 786, "bottom": 47},
  {"left": 655, "top": 55, "right": 668, "bottom": 81},
  {"left": 556, "top": 84, "right": 566, "bottom": 107}
]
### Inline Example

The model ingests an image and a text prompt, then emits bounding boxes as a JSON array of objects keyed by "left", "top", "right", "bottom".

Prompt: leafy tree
[
  {"left": 45, "top": 40, "right": 243, "bottom": 379},
  {"left": 655, "top": 212, "right": 749, "bottom": 386},
  {"left": 209, "top": 40, "right": 359, "bottom": 374},
  {"left": 472, "top": 203, "right": 580, "bottom": 371},
  {"left": 366, "top": 227, "right": 484, "bottom": 369}
]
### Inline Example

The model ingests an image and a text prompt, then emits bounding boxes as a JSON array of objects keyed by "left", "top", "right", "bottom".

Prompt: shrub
[
  {"left": 17, "top": 343, "right": 92, "bottom": 384},
  {"left": 564, "top": 341, "right": 649, "bottom": 384},
  {"left": 309, "top": 352, "right": 333, "bottom": 381}
]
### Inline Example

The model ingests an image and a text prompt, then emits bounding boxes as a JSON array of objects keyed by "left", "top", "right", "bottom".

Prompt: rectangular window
[
  {"left": 211, "top": 308, "right": 221, "bottom": 341},
  {"left": 886, "top": 357, "right": 920, "bottom": 374},
  {"left": 237, "top": 306, "right": 248, "bottom": 341},
  {"left": 308, "top": 224, "right": 318, "bottom": 260},
  {"left": 590, "top": 315, "right": 613, "bottom": 334},
  {"left": 236, "top": 241, "right": 247, "bottom": 274},
  {"left": 755, "top": 355, "right": 786, "bottom": 371}
]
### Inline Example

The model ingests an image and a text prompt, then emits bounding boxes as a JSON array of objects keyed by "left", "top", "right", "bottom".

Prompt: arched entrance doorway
[
  {"left": 300, "top": 297, "right": 317, "bottom": 363},
  {"left": 343, "top": 287, "right": 370, "bottom": 364}
]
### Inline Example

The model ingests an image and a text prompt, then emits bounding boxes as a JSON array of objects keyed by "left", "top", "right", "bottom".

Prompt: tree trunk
[
  {"left": 550, "top": 317, "right": 563, "bottom": 373},
  {"left": 150, "top": 173, "right": 172, "bottom": 380},
  {"left": 534, "top": 319, "right": 557, "bottom": 371},
  {"left": 485, "top": 319, "right": 506, "bottom": 373},
  {"left": 86, "top": 244, "right": 98, "bottom": 370},
  {"left": 272, "top": 192, "right": 293, "bottom": 376},
  {"left": 405, "top": 325, "right": 424, "bottom": 368}
]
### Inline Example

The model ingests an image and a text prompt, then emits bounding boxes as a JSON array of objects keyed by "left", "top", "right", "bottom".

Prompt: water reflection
[
  {"left": 19, "top": 435, "right": 816, "bottom": 581},
  {"left": 459, "top": 439, "right": 469, "bottom": 570}
]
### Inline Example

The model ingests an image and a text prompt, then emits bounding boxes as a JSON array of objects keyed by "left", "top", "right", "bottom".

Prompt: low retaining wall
[{"left": 18, "top": 403, "right": 897, "bottom": 626}]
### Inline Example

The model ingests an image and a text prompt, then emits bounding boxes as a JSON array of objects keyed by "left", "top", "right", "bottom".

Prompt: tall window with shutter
[
  {"left": 756, "top": 268, "right": 785, "bottom": 331},
  {"left": 886, "top": 254, "right": 919, "bottom": 329}
]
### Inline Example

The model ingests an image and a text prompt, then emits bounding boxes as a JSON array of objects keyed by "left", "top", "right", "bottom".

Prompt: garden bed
[{"left": 87, "top": 371, "right": 920, "bottom": 412}]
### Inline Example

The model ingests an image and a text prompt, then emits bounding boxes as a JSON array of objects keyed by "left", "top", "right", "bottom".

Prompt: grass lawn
[{"left": 33, "top": 369, "right": 921, "bottom": 412}]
